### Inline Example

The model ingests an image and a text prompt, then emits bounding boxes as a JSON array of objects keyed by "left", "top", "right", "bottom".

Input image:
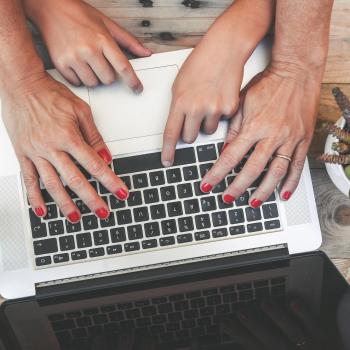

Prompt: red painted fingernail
[
  {"left": 223, "top": 194, "right": 235, "bottom": 204},
  {"left": 96, "top": 207, "right": 109, "bottom": 219},
  {"left": 34, "top": 207, "right": 45, "bottom": 217},
  {"left": 282, "top": 191, "right": 292, "bottom": 200},
  {"left": 251, "top": 199, "right": 262, "bottom": 208},
  {"left": 201, "top": 183, "right": 213, "bottom": 193},
  {"left": 222, "top": 143, "right": 228, "bottom": 152},
  {"left": 98, "top": 149, "right": 112, "bottom": 164},
  {"left": 68, "top": 211, "right": 80, "bottom": 223},
  {"left": 116, "top": 188, "right": 128, "bottom": 200}
]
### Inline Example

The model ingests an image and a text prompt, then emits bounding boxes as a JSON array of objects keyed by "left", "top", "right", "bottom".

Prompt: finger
[
  {"left": 104, "top": 18, "right": 152, "bottom": 57},
  {"left": 202, "top": 110, "right": 222, "bottom": 135},
  {"left": 20, "top": 156, "right": 46, "bottom": 217},
  {"left": 182, "top": 108, "right": 205, "bottom": 143},
  {"left": 34, "top": 157, "right": 80, "bottom": 223},
  {"left": 74, "top": 101, "right": 112, "bottom": 165},
  {"left": 161, "top": 100, "right": 185, "bottom": 167},
  {"left": 86, "top": 53, "right": 116, "bottom": 85},
  {"left": 58, "top": 66, "right": 82, "bottom": 86},
  {"left": 279, "top": 141, "right": 308, "bottom": 201},
  {"left": 70, "top": 61, "right": 99, "bottom": 87},
  {"left": 102, "top": 40, "right": 143, "bottom": 93},
  {"left": 250, "top": 144, "right": 295, "bottom": 204},
  {"left": 219, "top": 140, "right": 272, "bottom": 203},
  {"left": 67, "top": 140, "right": 129, "bottom": 201},
  {"left": 49, "top": 151, "right": 110, "bottom": 219},
  {"left": 224, "top": 101, "right": 244, "bottom": 147}
]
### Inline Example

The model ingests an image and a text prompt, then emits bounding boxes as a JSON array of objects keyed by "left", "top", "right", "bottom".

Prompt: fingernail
[
  {"left": 201, "top": 183, "right": 213, "bottom": 193},
  {"left": 116, "top": 188, "right": 128, "bottom": 200},
  {"left": 223, "top": 194, "right": 235, "bottom": 204},
  {"left": 96, "top": 207, "right": 109, "bottom": 219},
  {"left": 251, "top": 198, "right": 262, "bottom": 208},
  {"left": 68, "top": 211, "right": 80, "bottom": 223},
  {"left": 282, "top": 191, "right": 292, "bottom": 200},
  {"left": 35, "top": 207, "right": 45, "bottom": 217},
  {"left": 222, "top": 143, "right": 228, "bottom": 152},
  {"left": 162, "top": 160, "right": 172, "bottom": 168},
  {"left": 98, "top": 149, "right": 112, "bottom": 164}
]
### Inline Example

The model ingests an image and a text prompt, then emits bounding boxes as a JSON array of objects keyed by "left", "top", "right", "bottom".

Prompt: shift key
[{"left": 33, "top": 238, "right": 58, "bottom": 255}]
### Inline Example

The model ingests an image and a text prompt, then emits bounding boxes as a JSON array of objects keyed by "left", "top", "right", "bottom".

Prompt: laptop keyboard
[
  {"left": 28, "top": 141, "right": 282, "bottom": 268},
  {"left": 48, "top": 276, "right": 287, "bottom": 349}
]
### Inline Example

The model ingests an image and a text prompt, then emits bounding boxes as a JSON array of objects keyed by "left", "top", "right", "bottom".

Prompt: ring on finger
[{"left": 274, "top": 153, "right": 292, "bottom": 162}]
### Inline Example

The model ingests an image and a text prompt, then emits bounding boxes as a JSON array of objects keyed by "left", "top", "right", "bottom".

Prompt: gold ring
[{"left": 275, "top": 153, "right": 292, "bottom": 162}]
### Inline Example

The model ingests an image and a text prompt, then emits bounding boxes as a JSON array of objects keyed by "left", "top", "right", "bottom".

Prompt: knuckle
[
  {"left": 223, "top": 100, "right": 239, "bottom": 116},
  {"left": 119, "top": 62, "right": 132, "bottom": 76},
  {"left": 163, "top": 130, "right": 178, "bottom": 143},
  {"left": 291, "top": 159, "right": 305, "bottom": 171},
  {"left": 23, "top": 173, "right": 38, "bottom": 190},
  {"left": 271, "top": 163, "right": 287, "bottom": 179},
  {"left": 88, "top": 130, "right": 103, "bottom": 147},
  {"left": 45, "top": 177, "right": 60, "bottom": 194},
  {"left": 87, "top": 159, "right": 106, "bottom": 178},
  {"left": 220, "top": 152, "right": 237, "bottom": 169},
  {"left": 67, "top": 174, "right": 85, "bottom": 192}
]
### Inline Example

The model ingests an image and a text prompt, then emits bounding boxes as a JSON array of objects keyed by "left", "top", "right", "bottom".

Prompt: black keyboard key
[
  {"left": 82, "top": 215, "right": 98, "bottom": 231},
  {"left": 59, "top": 235, "right": 75, "bottom": 251},
  {"left": 217, "top": 142, "right": 225, "bottom": 153},
  {"left": 199, "top": 163, "right": 213, "bottom": 177},
  {"left": 200, "top": 196, "right": 217, "bottom": 212},
  {"left": 120, "top": 176, "right": 131, "bottom": 189},
  {"left": 99, "top": 183, "right": 109, "bottom": 195},
  {"left": 107, "top": 245, "right": 122, "bottom": 255},
  {"left": 127, "top": 191, "right": 142, "bottom": 206},
  {"left": 143, "top": 188, "right": 159, "bottom": 204},
  {"left": 66, "top": 220, "right": 81, "bottom": 233},
  {"left": 235, "top": 192, "right": 249, "bottom": 206},
  {"left": 212, "top": 180, "right": 226, "bottom": 194},
  {"left": 183, "top": 165, "right": 198, "bottom": 181},
  {"left": 150, "top": 204, "right": 166, "bottom": 220},
  {"left": 71, "top": 250, "right": 87, "bottom": 260},
  {"left": 110, "top": 227, "right": 126, "bottom": 243},
  {"left": 177, "top": 233, "right": 193, "bottom": 244},
  {"left": 89, "top": 247, "right": 105, "bottom": 257},
  {"left": 48, "top": 220, "right": 64, "bottom": 235},
  {"left": 110, "top": 196, "right": 125, "bottom": 209},
  {"left": 159, "top": 236, "right": 175, "bottom": 246},
  {"left": 177, "top": 183, "right": 193, "bottom": 198},
  {"left": 116, "top": 210, "right": 132, "bottom": 225},
  {"left": 166, "top": 168, "right": 182, "bottom": 183},
  {"left": 29, "top": 213, "right": 47, "bottom": 239},
  {"left": 133, "top": 207, "right": 149, "bottom": 222},
  {"left": 184, "top": 199, "right": 200, "bottom": 214},
  {"left": 36, "top": 256, "right": 52, "bottom": 266},
  {"left": 264, "top": 220, "right": 281, "bottom": 230},
  {"left": 34, "top": 238, "right": 58, "bottom": 255},
  {"left": 41, "top": 189, "right": 53, "bottom": 203},
  {"left": 127, "top": 225, "right": 143, "bottom": 240},
  {"left": 144, "top": 222, "right": 160, "bottom": 237},
  {"left": 149, "top": 171, "right": 165, "bottom": 186},
  {"left": 211, "top": 211, "right": 228, "bottom": 227},
  {"left": 52, "top": 319, "right": 75, "bottom": 331},
  {"left": 53, "top": 253, "right": 69, "bottom": 264},
  {"left": 196, "top": 144, "right": 217, "bottom": 162},
  {"left": 217, "top": 195, "right": 233, "bottom": 209},
  {"left": 193, "top": 181, "right": 206, "bottom": 196},
  {"left": 93, "top": 230, "right": 109, "bottom": 245},
  {"left": 124, "top": 242, "right": 140, "bottom": 252},
  {"left": 229, "top": 209, "right": 244, "bottom": 224},
  {"left": 227, "top": 175, "right": 235, "bottom": 185},
  {"left": 245, "top": 207, "right": 262, "bottom": 222},
  {"left": 167, "top": 201, "right": 183, "bottom": 217},
  {"left": 75, "top": 200, "right": 91, "bottom": 214},
  {"left": 76, "top": 232, "right": 92, "bottom": 248},
  {"left": 195, "top": 214, "right": 211, "bottom": 229},
  {"left": 45, "top": 204, "right": 58, "bottom": 220},
  {"left": 100, "top": 212, "right": 116, "bottom": 227},
  {"left": 230, "top": 225, "right": 246, "bottom": 235},
  {"left": 178, "top": 217, "right": 194, "bottom": 232},
  {"left": 142, "top": 239, "right": 158, "bottom": 249},
  {"left": 160, "top": 186, "right": 176, "bottom": 201},
  {"left": 132, "top": 173, "right": 148, "bottom": 189},
  {"left": 161, "top": 219, "right": 177, "bottom": 234},
  {"left": 195, "top": 231, "right": 210, "bottom": 241},
  {"left": 212, "top": 228, "right": 228, "bottom": 238},
  {"left": 262, "top": 203, "right": 279, "bottom": 219},
  {"left": 247, "top": 222, "right": 263, "bottom": 232}
]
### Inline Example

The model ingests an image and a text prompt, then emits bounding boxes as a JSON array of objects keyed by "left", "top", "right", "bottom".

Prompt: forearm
[
  {"left": 272, "top": 0, "right": 333, "bottom": 80},
  {"left": 0, "top": 0, "right": 44, "bottom": 95}
]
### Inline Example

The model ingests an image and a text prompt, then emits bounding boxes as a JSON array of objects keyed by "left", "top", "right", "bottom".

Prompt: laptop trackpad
[{"left": 89, "top": 64, "right": 179, "bottom": 143}]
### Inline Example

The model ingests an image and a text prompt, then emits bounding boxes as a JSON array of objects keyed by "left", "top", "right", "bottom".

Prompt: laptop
[
  {"left": 0, "top": 38, "right": 321, "bottom": 302},
  {"left": 0, "top": 251, "right": 349, "bottom": 349}
]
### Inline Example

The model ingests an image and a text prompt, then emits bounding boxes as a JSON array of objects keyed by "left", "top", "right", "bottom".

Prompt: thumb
[{"left": 75, "top": 102, "right": 112, "bottom": 164}]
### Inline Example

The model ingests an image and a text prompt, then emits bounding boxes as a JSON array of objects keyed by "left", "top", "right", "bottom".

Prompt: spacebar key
[{"left": 114, "top": 147, "right": 196, "bottom": 175}]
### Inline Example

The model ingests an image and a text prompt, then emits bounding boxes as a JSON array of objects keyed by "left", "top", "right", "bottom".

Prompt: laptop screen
[{"left": 1, "top": 251, "right": 349, "bottom": 350}]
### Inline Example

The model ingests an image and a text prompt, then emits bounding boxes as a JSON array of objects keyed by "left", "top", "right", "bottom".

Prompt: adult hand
[
  {"left": 201, "top": 65, "right": 320, "bottom": 207},
  {"left": 2, "top": 73, "right": 128, "bottom": 222},
  {"left": 24, "top": 0, "right": 151, "bottom": 90}
]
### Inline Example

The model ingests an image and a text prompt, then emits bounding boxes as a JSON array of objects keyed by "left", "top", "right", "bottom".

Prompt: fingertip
[
  {"left": 134, "top": 84, "right": 143, "bottom": 94},
  {"left": 162, "top": 159, "right": 173, "bottom": 168},
  {"left": 34, "top": 206, "right": 46, "bottom": 218},
  {"left": 116, "top": 187, "right": 129, "bottom": 201},
  {"left": 67, "top": 211, "right": 81, "bottom": 223}
]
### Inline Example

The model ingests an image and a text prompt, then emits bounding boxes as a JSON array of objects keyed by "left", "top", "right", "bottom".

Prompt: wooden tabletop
[{"left": 84, "top": 0, "right": 350, "bottom": 281}]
